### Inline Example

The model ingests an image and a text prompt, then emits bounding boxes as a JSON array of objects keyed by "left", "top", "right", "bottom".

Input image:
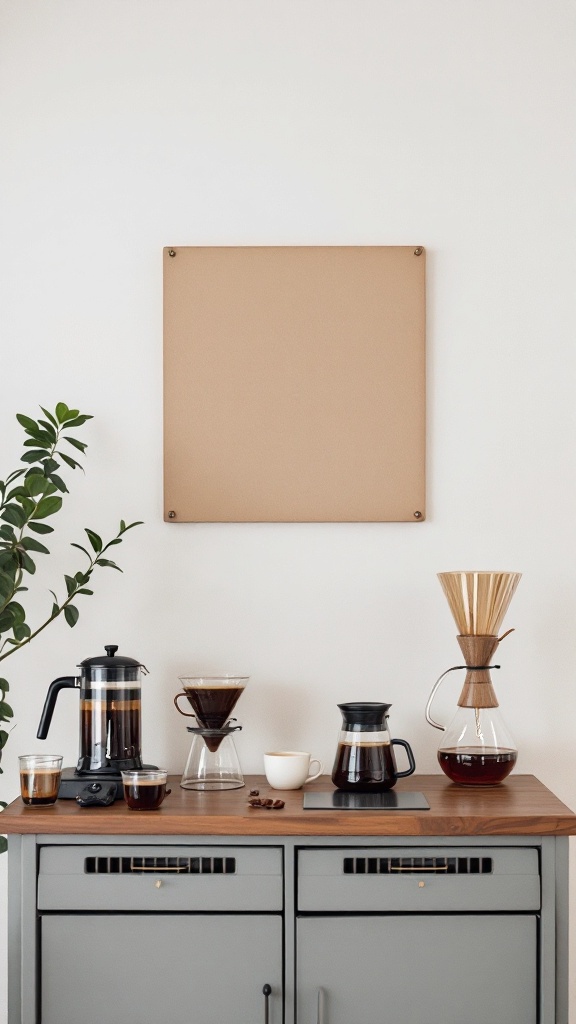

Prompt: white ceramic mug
[{"left": 263, "top": 751, "right": 323, "bottom": 790}]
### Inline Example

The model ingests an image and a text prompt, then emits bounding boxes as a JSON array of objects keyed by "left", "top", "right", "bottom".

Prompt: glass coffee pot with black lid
[
  {"left": 332, "top": 702, "right": 416, "bottom": 792},
  {"left": 37, "top": 644, "right": 153, "bottom": 799}
]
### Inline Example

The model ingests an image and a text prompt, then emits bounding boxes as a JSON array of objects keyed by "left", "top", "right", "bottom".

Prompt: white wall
[{"left": 1, "top": 0, "right": 575, "bottom": 1016}]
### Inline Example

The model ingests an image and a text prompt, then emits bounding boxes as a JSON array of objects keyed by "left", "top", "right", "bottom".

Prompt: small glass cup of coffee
[
  {"left": 121, "top": 770, "right": 171, "bottom": 810},
  {"left": 19, "top": 754, "right": 63, "bottom": 806}
]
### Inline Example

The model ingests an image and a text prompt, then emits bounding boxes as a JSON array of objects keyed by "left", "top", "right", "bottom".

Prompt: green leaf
[
  {"left": 0, "top": 525, "right": 16, "bottom": 541},
  {"left": 1, "top": 505, "right": 26, "bottom": 528},
  {"left": 59, "top": 453, "right": 80, "bottom": 470},
  {"left": 42, "top": 458, "right": 59, "bottom": 475},
  {"left": 96, "top": 558, "right": 122, "bottom": 571},
  {"left": 40, "top": 406, "right": 59, "bottom": 428},
  {"left": 0, "top": 679, "right": 9, "bottom": 693},
  {"left": 55, "top": 402, "right": 70, "bottom": 423},
  {"left": 12, "top": 623, "right": 30, "bottom": 642},
  {"left": 7, "top": 602, "right": 25, "bottom": 626},
  {"left": 19, "top": 553, "right": 35, "bottom": 575},
  {"left": 121, "top": 520, "right": 144, "bottom": 533},
  {"left": 23, "top": 433, "right": 53, "bottom": 446},
  {"left": 64, "top": 605, "right": 79, "bottom": 627},
  {"left": 38, "top": 419, "right": 57, "bottom": 441},
  {"left": 33, "top": 496, "right": 62, "bottom": 519},
  {"left": 76, "top": 588, "right": 94, "bottom": 596},
  {"left": 0, "top": 701, "right": 14, "bottom": 720},
  {"left": 21, "top": 537, "right": 50, "bottom": 554},
  {"left": 28, "top": 522, "right": 53, "bottom": 535},
  {"left": 16, "top": 413, "right": 39, "bottom": 432},
  {"left": 0, "top": 837, "right": 7, "bottom": 854},
  {"left": 64, "top": 575, "right": 76, "bottom": 596},
  {"left": 25, "top": 474, "right": 48, "bottom": 497},
  {"left": 21, "top": 449, "right": 51, "bottom": 463},
  {"left": 62, "top": 408, "right": 80, "bottom": 421},
  {"left": 15, "top": 496, "right": 36, "bottom": 517},
  {"left": 0, "top": 730, "right": 9, "bottom": 749},
  {"left": 61, "top": 414, "right": 93, "bottom": 428},
  {"left": 47, "top": 474, "right": 68, "bottom": 493},
  {"left": 70, "top": 543, "right": 92, "bottom": 559},
  {"left": 85, "top": 529, "right": 102, "bottom": 553},
  {"left": 64, "top": 437, "right": 87, "bottom": 452}
]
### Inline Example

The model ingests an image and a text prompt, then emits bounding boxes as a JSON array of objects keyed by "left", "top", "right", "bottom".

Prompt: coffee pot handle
[
  {"left": 425, "top": 665, "right": 465, "bottom": 731},
  {"left": 36, "top": 677, "right": 79, "bottom": 739},
  {"left": 391, "top": 738, "right": 416, "bottom": 778},
  {"left": 173, "top": 692, "right": 196, "bottom": 717}
]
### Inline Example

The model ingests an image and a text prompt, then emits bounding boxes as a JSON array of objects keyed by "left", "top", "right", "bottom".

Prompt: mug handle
[
  {"left": 173, "top": 692, "right": 195, "bottom": 717},
  {"left": 391, "top": 739, "right": 416, "bottom": 778},
  {"left": 306, "top": 759, "right": 323, "bottom": 783}
]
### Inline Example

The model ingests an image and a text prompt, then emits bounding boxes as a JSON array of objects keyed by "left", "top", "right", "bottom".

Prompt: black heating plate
[{"left": 302, "top": 791, "right": 430, "bottom": 810}]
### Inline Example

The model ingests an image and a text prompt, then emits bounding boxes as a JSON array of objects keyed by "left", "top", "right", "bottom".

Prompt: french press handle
[{"left": 36, "top": 676, "right": 79, "bottom": 739}]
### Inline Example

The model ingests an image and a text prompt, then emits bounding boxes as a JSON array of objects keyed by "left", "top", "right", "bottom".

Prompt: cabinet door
[
  {"left": 42, "top": 914, "right": 281, "bottom": 1024},
  {"left": 297, "top": 915, "right": 536, "bottom": 1024}
]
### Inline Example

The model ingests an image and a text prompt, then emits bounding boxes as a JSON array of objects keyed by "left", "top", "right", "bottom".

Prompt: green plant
[{"left": 0, "top": 403, "right": 141, "bottom": 848}]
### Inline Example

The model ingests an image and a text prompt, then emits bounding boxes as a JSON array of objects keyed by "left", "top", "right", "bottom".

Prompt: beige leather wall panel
[{"left": 163, "top": 246, "right": 425, "bottom": 522}]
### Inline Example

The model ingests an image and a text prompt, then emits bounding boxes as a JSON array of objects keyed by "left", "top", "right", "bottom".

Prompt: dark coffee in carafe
[{"left": 332, "top": 739, "right": 398, "bottom": 791}]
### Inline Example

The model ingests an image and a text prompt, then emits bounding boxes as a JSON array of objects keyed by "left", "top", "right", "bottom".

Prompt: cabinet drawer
[
  {"left": 38, "top": 845, "right": 283, "bottom": 911},
  {"left": 297, "top": 846, "right": 540, "bottom": 911}
]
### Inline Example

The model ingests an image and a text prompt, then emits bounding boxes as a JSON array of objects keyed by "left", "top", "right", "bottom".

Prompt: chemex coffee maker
[
  {"left": 174, "top": 675, "right": 249, "bottom": 790},
  {"left": 426, "top": 571, "right": 521, "bottom": 786},
  {"left": 37, "top": 645, "right": 154, "bottom": 803}
]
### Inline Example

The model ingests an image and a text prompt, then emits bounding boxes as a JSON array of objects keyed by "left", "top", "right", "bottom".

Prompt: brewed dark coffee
[
  {"left": 20, "top": 768, "right": 60, "bottom": 805},
  {"left": 183, "top": 685, "right": 244, "bottom": 729},
  {"left": 123, "top": 778, "right": 167, "bottom": 810},
  {"left": 332, "top": 741, "right": 397, "bottom": 792},
  {"left": 438, "top": 747, "right": 517, "bottom": 786},
  {"left": 80, "top": 687, "right": 141, "bottom": 769}
]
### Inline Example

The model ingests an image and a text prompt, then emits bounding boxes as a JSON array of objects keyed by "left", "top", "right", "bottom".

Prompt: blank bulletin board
[{"left": 163, "top": 246, "right": 426, "bottom": 522}]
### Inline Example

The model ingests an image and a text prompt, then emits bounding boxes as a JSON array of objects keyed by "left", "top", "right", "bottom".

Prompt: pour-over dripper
[
  {"left": 427, "top": 572, "right": 521, "bottom": 785},
  {"left": 174, "top": 676, "right": 249, "bottom": 751},
  {"left": 438, "top": 571, "right": 521, "bottom": 636}
]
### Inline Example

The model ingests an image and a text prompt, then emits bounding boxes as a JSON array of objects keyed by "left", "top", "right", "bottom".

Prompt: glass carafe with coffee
[
  {"left": 332, "top": 702, "right": 416, "bottom": 791},
  {"left": 426, "top": 571, "right": 521, "bottom": 785},
  {"left": 36, "top": 645, "right": 155, "bottom": 801},
  {"left": 174, "top": 675, "right": 249, "bottom": 790}
]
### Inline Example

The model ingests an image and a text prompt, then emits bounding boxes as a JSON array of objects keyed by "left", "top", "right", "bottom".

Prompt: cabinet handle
[
  {"left": 263, "top": 983, "right": 272, "bottom": 1024},
  {"left": 317, "top": 986, "right": 326, "bottom": 1024}
]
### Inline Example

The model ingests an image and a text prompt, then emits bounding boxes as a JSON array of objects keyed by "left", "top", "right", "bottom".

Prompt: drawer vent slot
[
  {"left": 342, "top": 856, "right": 493, "bottom": 875},
  {"left": 84, "top": 856, "right": 237, "bottom": 875}
]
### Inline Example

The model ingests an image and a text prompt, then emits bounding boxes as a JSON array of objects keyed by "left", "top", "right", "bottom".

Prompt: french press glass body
[{"left": 37, "top": 645, "right": 148, "bottom": 773}]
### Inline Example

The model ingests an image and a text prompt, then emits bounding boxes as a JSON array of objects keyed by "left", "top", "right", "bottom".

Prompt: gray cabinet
[
  {"left": 297, "top": 915, "right": 537, "bottom": 1024},
  {"left": 7, "top": 833, "right": 567, "bottom": 1024},
  {"left": 42, "top": 914, "right": 281, "bottom": 1024}
]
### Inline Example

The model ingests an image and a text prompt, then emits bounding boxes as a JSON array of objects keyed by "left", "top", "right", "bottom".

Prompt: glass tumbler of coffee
[
  {"left": 122, "top": 770, "right": 171, "bottom": 810},
  {"left": 19, "top": 754, "right": 63, "bottom": 805}
]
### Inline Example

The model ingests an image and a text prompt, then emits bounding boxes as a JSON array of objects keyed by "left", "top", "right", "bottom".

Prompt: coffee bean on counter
[{"left": 247, "top": 796, "right": 285, "bottom": 809}]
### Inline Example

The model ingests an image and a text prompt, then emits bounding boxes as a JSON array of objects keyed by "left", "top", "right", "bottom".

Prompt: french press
[
  {"left": 37, "top": 645, "right": 153, "bottom": 800},
  {"left": 426, "top": 571, "right": 521, "bottom": 786}
]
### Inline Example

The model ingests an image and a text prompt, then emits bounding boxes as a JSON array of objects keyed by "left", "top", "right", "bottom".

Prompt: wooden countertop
[{"left": 2, "top": 774, "right": 576, "bottom": 837}]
